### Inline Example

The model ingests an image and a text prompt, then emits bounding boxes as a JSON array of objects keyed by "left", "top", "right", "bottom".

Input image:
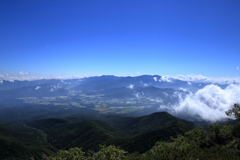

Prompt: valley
[
  {"left": 17, "top": 94, "right": 157, "bottom": 114},
  {"left": 0, "top": 75, "right": 239, "bottom": 159},
  {"left": 0, "top": 75, "right": 193, "bottom": 120}
]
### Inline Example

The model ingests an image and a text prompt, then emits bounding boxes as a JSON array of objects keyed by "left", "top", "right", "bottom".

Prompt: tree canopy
[{"left": 226, "top": 103, "right": 240, "bottom": 120}]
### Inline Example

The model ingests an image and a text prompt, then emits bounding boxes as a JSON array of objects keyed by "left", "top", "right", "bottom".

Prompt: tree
[
  {"left": 49, "top": 145, "right": 127, "bottom": 160},
  {"left": 226, "top": 103, "right": 240, "bottom": 120},
  {"left": 49, "top": 147, "right": 86, "bottom": 160},
  {"left": 90, "top": 145, "right": 127, "bottom": 160}
]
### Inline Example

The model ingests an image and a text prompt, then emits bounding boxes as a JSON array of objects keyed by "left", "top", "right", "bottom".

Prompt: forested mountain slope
[{"left": 28, "top": 112, "right": 194, "bottom": 153}]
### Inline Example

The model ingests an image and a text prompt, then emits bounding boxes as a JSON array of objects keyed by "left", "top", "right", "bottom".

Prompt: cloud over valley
[
  {"left": 0, "top": 73, "right": 240, "bottom": 123},
  {"left": 166, "top": 84, "right": 240, "bottom": 122}
]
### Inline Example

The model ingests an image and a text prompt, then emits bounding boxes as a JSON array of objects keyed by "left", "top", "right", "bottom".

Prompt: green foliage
[
  {"left": 183, "top": 126, "right": 211, "bottom": 148},
  {"left": 89, "top": 145, "right": 127, "bottom": 160},
  {"left": 0, "top": 124, "right": 54, "bottom": 160},
  {"left": 232, "top": 122, "right": 240, "bottom": 138},
  {"left": 117, "top": 124, "right": 192, "bottom": 153},
  {"left": 226, "top": 103, "right": 240, "bottom": 120},
  {"left": 129, "top": 124, "right": 240, "bottom": 160},
  {"left": 208, "top": 124, "right": 235, "bottom": 146},
  {"left": 135, "top": 143, "right": 240, "bottom": 160},
  {"left": 49, "top": 123, "right": 240, "bottom": 160},
  {"left": 50, "top": 145, "right": 127, "bottom": 160},
  {"left": 50, "top": 147, "right": 86, "bottom": 160}
]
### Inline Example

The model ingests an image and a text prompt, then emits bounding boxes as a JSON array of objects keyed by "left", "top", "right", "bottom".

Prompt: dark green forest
[
  {"left": 48, "top": 104, "right": 240, "bottom": 160},
  {"left": 0, "top": 104, "right": 240, "bottom": 160}
]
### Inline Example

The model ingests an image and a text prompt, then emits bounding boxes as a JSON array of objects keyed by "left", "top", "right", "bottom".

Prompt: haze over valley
[{"left": 1, "top": 75, "right": 239, "bottom": 123}]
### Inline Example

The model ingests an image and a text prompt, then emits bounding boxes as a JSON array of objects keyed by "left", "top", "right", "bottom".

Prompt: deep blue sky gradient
[{"left": 1, "top": 0, "right": 240, "bottom": 78}]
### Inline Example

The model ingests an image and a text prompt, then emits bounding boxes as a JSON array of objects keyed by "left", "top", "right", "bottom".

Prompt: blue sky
[{"left": 1, "top": 0, "right": 240, "bottom": 78}]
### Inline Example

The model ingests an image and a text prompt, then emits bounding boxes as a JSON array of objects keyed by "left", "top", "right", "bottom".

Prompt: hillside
[
  {"left": 0, "top": 124, "right": 55, "bottom": 160},
  {"left": 28, "top": 112, "right": 194, "bottom": 153}
]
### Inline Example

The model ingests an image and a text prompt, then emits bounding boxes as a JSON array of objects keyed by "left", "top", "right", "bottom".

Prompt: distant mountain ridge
[
  {"left": 0, "top": 75, "right": 207, "bottom": 91},
  {"left": 0, "top": 75, "right": 205, "bottom": 104},
  {"left": 0, "top": 75, "right": 228, "bottom": 123}
]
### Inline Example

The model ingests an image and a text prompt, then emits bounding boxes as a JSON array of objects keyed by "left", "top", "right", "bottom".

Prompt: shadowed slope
[{"left": 29, "top": 112, "right": 194, "bottom": 152}]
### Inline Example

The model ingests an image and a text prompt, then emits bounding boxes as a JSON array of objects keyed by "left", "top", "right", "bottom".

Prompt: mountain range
[
  {"left": 0, "top": 75, "right": 228, "bottom": 122},
  {"left": 0, "top": 75, "right": 237, "bottom": 159}
]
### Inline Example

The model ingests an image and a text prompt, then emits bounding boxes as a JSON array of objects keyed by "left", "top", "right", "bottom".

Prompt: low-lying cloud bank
[
  {"left": 166, "top": 84, "right": 240, "bottom": 122},
  {"left": 1, "top": 73, "right": 240, "bottom": 84},
  {"left": 161, "top": 74, "right": 240, "bottom": 84},
  {"left": 0, "top": 74, "right": 86, "bottom": 82},
  {"left": 178, "top": 75, "right": 240, "bottom": 85}
]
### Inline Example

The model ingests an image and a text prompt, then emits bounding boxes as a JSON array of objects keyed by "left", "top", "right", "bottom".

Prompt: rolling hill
[{"left": 28, "top": 112, "right": 194, "bottom": 153}]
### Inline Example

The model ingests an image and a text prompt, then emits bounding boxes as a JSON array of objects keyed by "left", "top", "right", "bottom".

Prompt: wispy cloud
[
  {"left": 179, "top": 87, "right": 187, "bottom": 92},
  {"left": 172, "top": 74, "right": 208, "bottom": 82},
  {"left": 170, "top": 74, "right": 240, "bottom": 84},
  {"left": 35, "top": 86, "right": 41, "bottom": 90},
  {"left": 128, "top": 84, "right": 134, "bottom": 89},
  {"left": 0, "top": 72, "right": 240, "bottom": 84},
  {"left": 160, "top": 76, "right": 173, "bottom": 82},
  {"left": 18, "top": 71, "right": 30, "bottom": 76}
]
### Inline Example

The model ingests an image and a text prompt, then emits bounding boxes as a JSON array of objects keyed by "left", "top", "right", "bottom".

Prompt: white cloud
[
  {"left": 134, "top": 92, "right": 139, "bottom": 98},
  {"left": 163, "top": 92, "right": 168, "bottom": 97},
  {"left": 171, "top": 84, "right": 240, "bottom": 122},
  {"left": 35, "top": 86, "right": 41, "bottom": 90},
  {"left": 153, "top": 77, "right": 157, "bottom": 81},
  {"left": 0, "top": 75, "right": 3, "bottom": 84},
  {"left": 160, "top": 76, "right": 172, "bottom": 82},
  {"left": 19, "top": 71, "right": 29, "bottom": 76},
  {"left": 0, "top": 74, "right": 85, "bottom": 81},
  {"left": 187, "top": 81, "right": 192, "bottom": 85},
  {"left": 173, "top": 74, "right": 208, "bottom": 82},
  {"left": 156, "top": 99, "right": 163, "bottom": 103},
  {"left": 143, "top": 83, "right": 149, "bottom": 86},
  {"left": 0, "top": 73, "right": 239, "bottom": 85},
  {"left": 168, "top": 74, "right": 240, "bottom": 85},
  {"left": 8, "top": 79, "right": 14, "bottom": 82},
  {"left": 128, "top": 84, "right": 134, "bottom": 89},
  {"left": 159, "top": 102, "right": 171, "bottom": 110},
  {"left": 173, "top": 91, "right": 181, "bottom": 98},
  {"left": 179, "top": 87, "right": 187, "bottom": 92},
  {"left": 140, "top": 81, "right": 149, "bottom": 86}
]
